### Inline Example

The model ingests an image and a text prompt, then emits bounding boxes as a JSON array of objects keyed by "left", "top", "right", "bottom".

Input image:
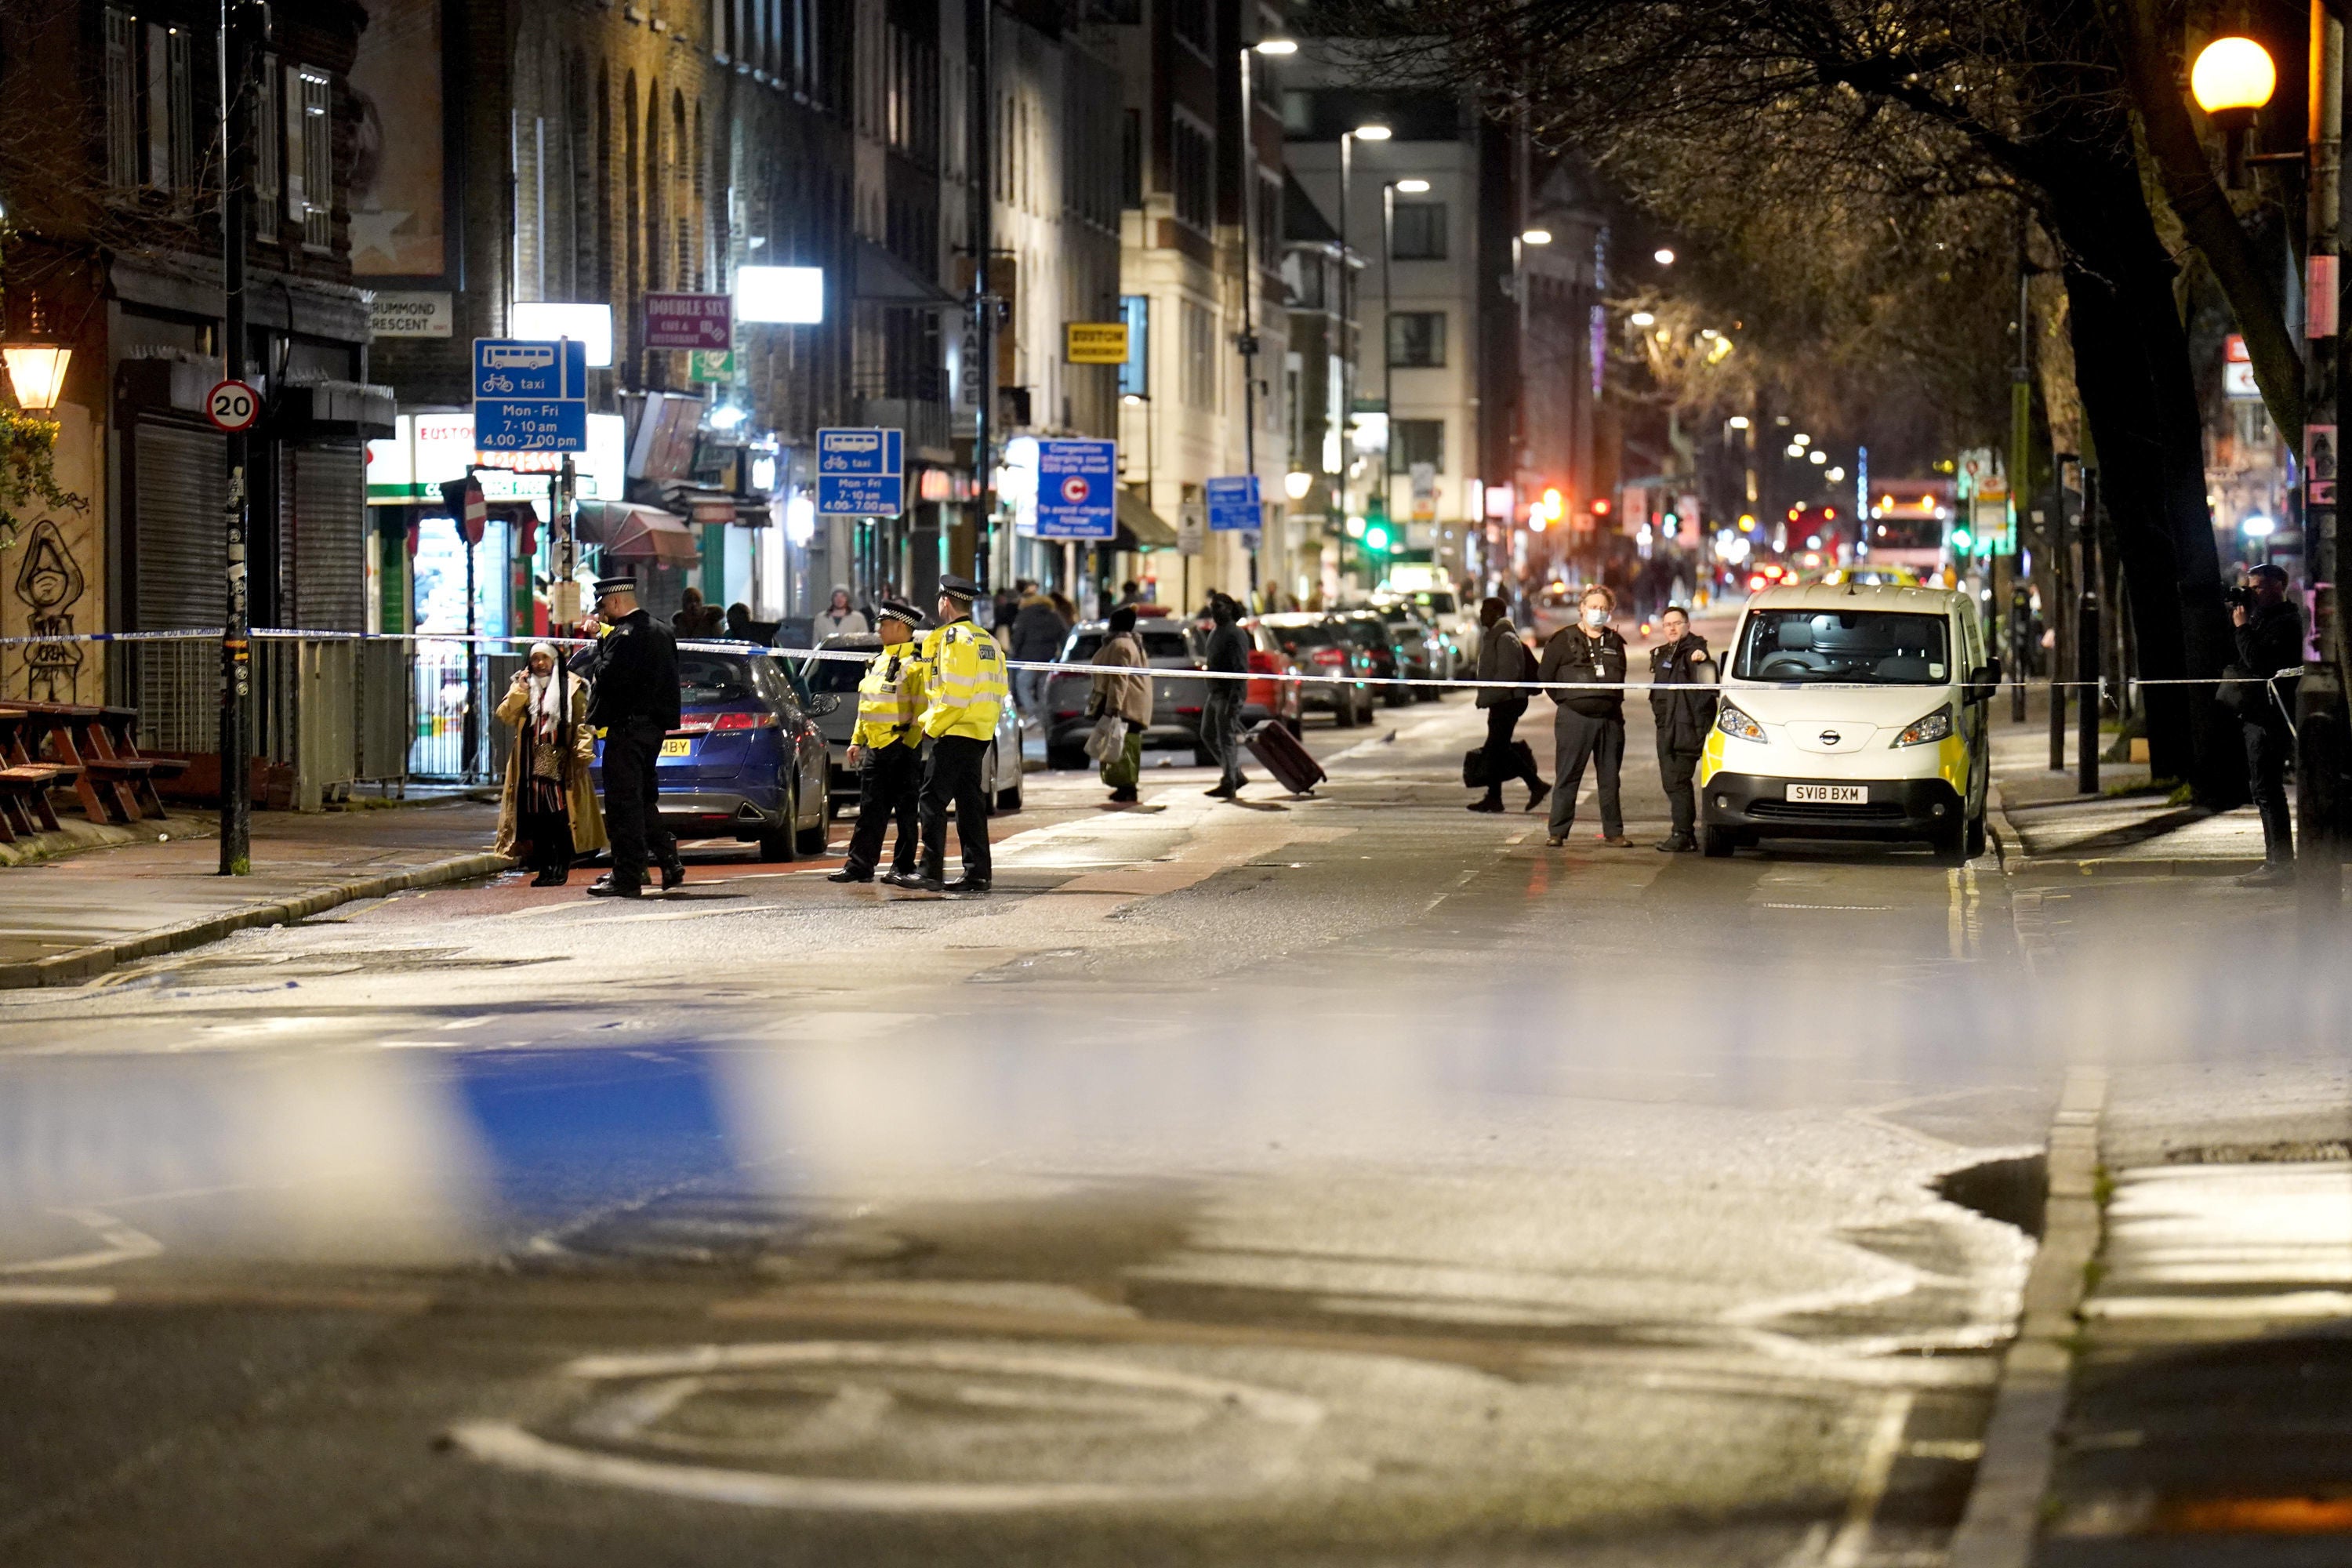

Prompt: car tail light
[
  {"left": 710, "top": 710, "right": 777, "bottom": 730},
  {"left": 1311, "top": 647, "right": 1346, "bottom": 666},
  {"left": 1176, "top": 706, "right": 1201, "bottom": 716},
  {"left": 1248, "top": 651, "right": 1279, "bottom": 673},
  {"left": 1054, "top": 708, "right": 1081, "bottom": 720}
]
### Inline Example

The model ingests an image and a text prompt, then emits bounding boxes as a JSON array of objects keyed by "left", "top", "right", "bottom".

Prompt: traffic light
[
  {"left": 1363, "top": 521, "right": 1392, "bottom": 553},
  {"left": 1951, "top": 522, "right": 1976, "bottom": 554}
]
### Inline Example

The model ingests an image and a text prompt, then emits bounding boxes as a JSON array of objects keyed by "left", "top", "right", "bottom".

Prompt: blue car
[{"left": 590, "top": 643, "right": 835, "bottom": 861}]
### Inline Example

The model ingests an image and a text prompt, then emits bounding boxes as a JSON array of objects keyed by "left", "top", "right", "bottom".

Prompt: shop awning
[
  {"left": 1116, "top": 488, "right": 1179, "bottom": 549},
  {"left": 575, "top": 499, "right": 702, "bottom": 568}
]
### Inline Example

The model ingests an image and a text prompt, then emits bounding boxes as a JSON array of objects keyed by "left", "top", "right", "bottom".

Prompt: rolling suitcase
[{"left": 1245, "top": 719, "right": 1326, "bottom": 797}]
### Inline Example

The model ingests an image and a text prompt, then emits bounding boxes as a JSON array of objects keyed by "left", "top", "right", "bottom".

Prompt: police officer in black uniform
[
  {"left": 1646, "top": 605, "right": 1718, "bottom": 853},
  {"left": 583, "top": 575, "right": 685, "bottom": 898}
]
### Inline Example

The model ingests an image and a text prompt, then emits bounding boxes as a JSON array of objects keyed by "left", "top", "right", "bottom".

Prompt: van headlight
[
  {"left": 1892, "top": 704, "right": 1954, "bottom": 748},
  {"left": 1716, "top": 701, "right": 1765, "bottom": 742}
]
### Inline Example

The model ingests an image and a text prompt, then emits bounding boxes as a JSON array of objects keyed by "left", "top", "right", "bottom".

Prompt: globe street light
[{"left": 2190, "top": 35, "right": 2278, "bottom": 186}]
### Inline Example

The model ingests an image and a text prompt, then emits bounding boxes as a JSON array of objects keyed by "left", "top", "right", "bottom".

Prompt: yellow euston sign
[{"left": 1064, "top": 322, "right": 1130, "bottom": 365}]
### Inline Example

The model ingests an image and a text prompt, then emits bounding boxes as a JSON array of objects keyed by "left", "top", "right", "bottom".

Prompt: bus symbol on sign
[
  {"left": 483, "top": 344, "right": 556, "bottom": 370},
  {"left": 1061, "top": 476, "right": 1091, "bottom": 503},
  {"left": 206, "top": 380, "right": 260, "bottom": 434}
]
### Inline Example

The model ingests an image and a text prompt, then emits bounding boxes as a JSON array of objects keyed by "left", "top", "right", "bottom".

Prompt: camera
[{"left": 2224, "top": 583, "right": 2259, "bottom": 614}]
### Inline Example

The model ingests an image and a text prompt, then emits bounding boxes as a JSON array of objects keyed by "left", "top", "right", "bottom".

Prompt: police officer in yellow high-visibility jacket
[
  {"left": 909, "top": 573, "right": 1008, "bottom": 893},
  {"left": 829, "top": 597, "right": 927, "bottom": 886}
]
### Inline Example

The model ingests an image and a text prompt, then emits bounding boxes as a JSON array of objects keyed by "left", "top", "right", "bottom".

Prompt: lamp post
[
  {"left": 1338, "top": 122, "right": 1388, "bottom": 579},
  {"left": 2192, "top": 26, "right": 2346, "bottom": 897},
  {"left": 1241, "top": 40, "right": 1296, "bottom": 604}
]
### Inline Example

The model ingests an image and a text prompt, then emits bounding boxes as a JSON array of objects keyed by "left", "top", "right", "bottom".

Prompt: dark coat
[
  {"left": 2234, "top": 599, "right": 2305, "bottom": 731},
  {"left": 586, "top": 608, "right": 682, "bottom": 730},
  {"left": 1010, "top": 597, "right": 1071, "bottom": 662},
  {"left": 1649, "top": 635, "right": 1719, "bottom": 753},
  {"left": 1537, "top": 625, "right": 1628, "bottom": 719}
]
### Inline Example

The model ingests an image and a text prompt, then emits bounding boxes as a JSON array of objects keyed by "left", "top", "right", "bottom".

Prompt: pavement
[{"left": 0, "top": 675, "right": 2340, "bottom": 1566}]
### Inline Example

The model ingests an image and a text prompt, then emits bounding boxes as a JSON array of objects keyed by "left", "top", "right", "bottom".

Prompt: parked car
[
  {"left": 1403, "top": 586, "right": 1477, "bottom": 668},
  {"left": 800, "top": 633, "right": 1022, "bottom": 816},
  {"left": 1257, "top": 612, "right": 1376, "bottom": 727},
  {"left": 1236, "top": 619, "right": 1306, "bottom": 735},
  {"left": 588, "top": 643, "right": 833, "bottom": 861},
  {"left": 1336, "top": 610, "right": 1417, "bottom": 708},
  {"left": 1368, "top": 601, "right": 1448, "bottom": 699},
  {"left": 1041, "top": 619, "right": 1210, "bottom": 768}
]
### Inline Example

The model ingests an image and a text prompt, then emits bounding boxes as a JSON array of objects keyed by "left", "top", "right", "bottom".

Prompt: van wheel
[
  {"left": 1933, "top": 820, "right": 1968, "bottom": 866},
  {"left": 1700, "top": 824, "right": 1736, "bottom": 858},
  {"left": 1964, "top": 811, "right": 1988, "bottom": 861}
]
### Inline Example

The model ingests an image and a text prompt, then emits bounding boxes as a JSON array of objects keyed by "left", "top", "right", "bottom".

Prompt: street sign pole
[{"left": 217, "top": 1, "right": 257, "bottom": 876}]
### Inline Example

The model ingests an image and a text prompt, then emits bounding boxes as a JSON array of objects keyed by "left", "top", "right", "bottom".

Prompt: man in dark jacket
[
  {"left": 1202, "top": 593, "right": 1252, "bottom": 799},
  {"left": 1537, "top": 584, "right": 1632, "bottom": 848},
  {"left": 1647, "top": 605, "right": 1718, "bottom": 853},
  {"left": 1468, "top": 597, "right": 1548, "bottom": 813},
  {"left": 583, "top": 575, "right": 684, "bottom": 898},
  {"left": 1007, "top": 585, "right": 1069, "bottom": 716},
  {"left": 2233, "top": 563, "right": 2304, "bottom": 886}
]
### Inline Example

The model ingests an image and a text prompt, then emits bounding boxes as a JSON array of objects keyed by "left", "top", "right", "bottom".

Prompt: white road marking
[
  {"left": 2082, "top": 1290, "right": 2352, "bottom": 1319},
  {"left": 1823, "top": 1390, "right": 1914, "bottom": 1567},
  {"left": 0, "top": 1208, "right": 162, "bottom": 1275},
  {"left": 0, "top": 1283, "right": 116, "bottom": 1305},
  {"left": 451, "top": 1341, "right": 1324, "bottom": 1512}
]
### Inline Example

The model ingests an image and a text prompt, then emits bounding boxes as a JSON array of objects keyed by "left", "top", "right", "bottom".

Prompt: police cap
[
  {"left": 592, "top": 575, "right": 637, "bottom": 599},
  {"left": 935, "top": 572, "right": 982, "bottom": 602},
  {"left": 876, "top": 597, "right": 924, "bottom": 627}
]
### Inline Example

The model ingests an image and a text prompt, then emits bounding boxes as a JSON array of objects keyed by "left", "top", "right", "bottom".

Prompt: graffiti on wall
[{"left": 14, "top": 518, "right": 87, "bottom": 702}]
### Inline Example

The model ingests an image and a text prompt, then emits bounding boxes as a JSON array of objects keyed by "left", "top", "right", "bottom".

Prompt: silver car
[
  {"left": 1040, "top": 616, "right": 1212, "bottom": 768},
  {"left": 800, "top": 633, "right": 1024, "bottom": 816}
]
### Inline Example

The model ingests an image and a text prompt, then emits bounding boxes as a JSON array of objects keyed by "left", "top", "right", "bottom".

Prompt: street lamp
[
  {"left": 1521, "top": 228, "right": 1553, "bottom": 245},
  {"left": 1629, "top": 310, "right": 1655, "bottom": 327},
  {"left": 1653, "top": 247, "right": 1676, "bottom": 265},
  {"left": 1396, "top": 178, "right": 1430, "bottom": 194},
  {"left": 2191, "top": 35, "right": 2278, "bottom": 186},
  {"left": 1253, "top": 36, "right": 1298, "bottom": 54},
  {"left": 1337, "top": 122, "right": 1391, "bottom": 566},
  {"left": 1, "top": 340, "right": 71, "bottom": 414}
]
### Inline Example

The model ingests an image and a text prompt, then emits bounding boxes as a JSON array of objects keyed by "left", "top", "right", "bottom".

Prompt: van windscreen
[{"left": 1734, "top": 610, "right": 1951, "bottom": 684}]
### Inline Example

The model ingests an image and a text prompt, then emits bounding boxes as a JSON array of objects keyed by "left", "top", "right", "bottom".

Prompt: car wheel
[
  {"left": 795, "top": 771, "right": 830, "bottom": 855},
  {"left": 1283, "top": 715, "right": 1303, "bottom": 739},
  {"left": 759, "top": 778, "right": 802, "bottom": 861},
  {"left": 1385, "top": 682, "right": 1410, "bottom": 709},
  {"left": 1965, "top": 811, "right": 1988, "bottom": 861},
  {"left": 1699, "top": 823, "right": 1736, "bottom": 858},
  {"left": 1332, "top": 695, "right": 1356, "bottom": 728},
  {"left": 1933, "top": 819, "right": 1968, "bottom": 866},
  {"left": 996, "top": 770, "right": 1024, "bottom": 813}
]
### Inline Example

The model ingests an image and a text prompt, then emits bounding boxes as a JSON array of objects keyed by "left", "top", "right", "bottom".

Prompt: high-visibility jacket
[
  {"left": 853, "top": 644, "right": 925, "bottom": 751},
  {"left": 918, "top": 618, "right": 1008, "bottom": 740}
]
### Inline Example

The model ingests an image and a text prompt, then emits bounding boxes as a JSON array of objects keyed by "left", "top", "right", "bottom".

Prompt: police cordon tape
[{"left": 0, "top": 626, "right": 2303, "bottom": 696}]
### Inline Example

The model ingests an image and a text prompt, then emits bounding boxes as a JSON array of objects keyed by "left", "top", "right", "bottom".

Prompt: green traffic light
[
  {"left": 1364, "top": 524, "right": 1391, "bottom": 552},
  {"left": 1951, "top": 528, "right": 1974, "bottom": 552}
]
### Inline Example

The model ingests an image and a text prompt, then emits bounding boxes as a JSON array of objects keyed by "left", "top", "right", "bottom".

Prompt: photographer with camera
[{"left": 2229, "top": 563, "right": 2304, "bottom": 887}]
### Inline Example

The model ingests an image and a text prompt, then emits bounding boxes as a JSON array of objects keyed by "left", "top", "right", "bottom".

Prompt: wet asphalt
[{"left": 0, "top": 690, "right": 2337, "bottom": 1566}]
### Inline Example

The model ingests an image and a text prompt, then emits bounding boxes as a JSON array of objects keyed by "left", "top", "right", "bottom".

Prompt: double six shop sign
[{"left": 644, "top": 293, "right": 733, "bottom": 351}]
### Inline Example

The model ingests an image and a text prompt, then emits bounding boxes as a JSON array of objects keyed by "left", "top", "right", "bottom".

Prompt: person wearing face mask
[
  {"left": 1536, "top": 584, "right": 1632, "bottom": 848},
  {"left": 1646, "top": 605, "right": 1718, "bottom": 853}
]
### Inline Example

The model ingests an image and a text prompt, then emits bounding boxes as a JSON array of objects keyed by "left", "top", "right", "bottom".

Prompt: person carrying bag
[{"left": 1089, "top": 605, "right": 1152, "bottom": 803}]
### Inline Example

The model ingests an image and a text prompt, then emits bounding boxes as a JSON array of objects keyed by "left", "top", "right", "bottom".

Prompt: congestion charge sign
[{"left": 1034, "top": 439, "right": 1116, "bottom": 539}]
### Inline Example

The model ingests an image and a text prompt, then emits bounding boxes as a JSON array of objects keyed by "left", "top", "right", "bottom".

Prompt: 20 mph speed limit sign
[{"left": 205, "top": 380, "right": 260, "bottom": 434}]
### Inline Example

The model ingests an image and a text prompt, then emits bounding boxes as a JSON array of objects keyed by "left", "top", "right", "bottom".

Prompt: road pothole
[{"left": 1934, "top": 1152, "right": 2049, "bottom": 1240}]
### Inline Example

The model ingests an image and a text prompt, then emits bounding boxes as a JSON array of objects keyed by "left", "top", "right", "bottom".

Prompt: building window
[
  {"left": 296, "top": 67, "right": 333, "bottom": 247},
  {"left": 1387, "top": 311, "right": 1446, "bottom": 368},
  {"left": 1389, "top": 201, "right": 1446, "bottom": 260},
  {"left": 1171, "top": 118, "right": 1211, "bottom": 233},
  {"left": 1181, "top": 298, "right": 1214, "bottom": 410},
  {"left": 1119, "top": 295, "right": 1149, "bottom": 398},
  {"left": 103, "top": 9, "right": 138, "bottom": 188},
  {"left": 1389, "top": 419, "right": 1444, "bottom": 474},
  {"left": 1170, "top": 0, "right": 1209, "bottom": 55}
]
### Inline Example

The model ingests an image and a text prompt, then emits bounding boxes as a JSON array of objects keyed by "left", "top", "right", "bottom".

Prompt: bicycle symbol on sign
[{"left": 481, "top": 372, "right": 517, "bottom": 394}]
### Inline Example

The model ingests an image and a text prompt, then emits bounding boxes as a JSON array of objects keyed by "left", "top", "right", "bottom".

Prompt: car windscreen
[
  {"left": 1268, "top": 622, "right": 1339, "bottom": 650},
  {"left": 1141, "top": 630, "right": 1192, "bottom": 661},
  {"left": 1411, "top": 591, "right": 1457, "bottom": 616},
  {"left": 680, "top": 654, "right": 757, "bottom": 704},
  {"left": 1338, "top": 619, "right": 1388, "bottom": 648},
  {"left": 1733, "top": 610, "right": 1951, "bottom": 684}
]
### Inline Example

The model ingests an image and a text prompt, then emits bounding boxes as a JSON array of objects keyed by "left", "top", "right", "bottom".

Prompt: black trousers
[
  {"left": 517, "top": 793, "right": 575, "bottom": 874},
  {"left": 920, "top": 734, "right": 993, "bottom": 881},
  {"left": 1205, "top": 691, "right": 1247, "bottom": 790},
  {"left": 601, "top": 718, "right": 678, "bottom": 881},
  {"left": 2245, "top": 719, "right": 2293, "bottom": 865},
  {"left": 844, "top": 741, "right": 922, "bottom": 876},
  {"left": 1659, "top": 741, "right": 1704, "bottom": 839},
  {"left": 1477, "top": 699, "right": 1542, "bottom": 803},
  {"left": 1548, "top": 708, "right": 1625, "bottom": 838}
]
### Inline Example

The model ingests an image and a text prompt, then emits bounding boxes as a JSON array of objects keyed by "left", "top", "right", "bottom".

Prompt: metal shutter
[
  {"left": 131, "top": 422, "right": 227, "bottom": 753},
  {"left": 279, "top": 443, "right": 365, "bottom": 631}
]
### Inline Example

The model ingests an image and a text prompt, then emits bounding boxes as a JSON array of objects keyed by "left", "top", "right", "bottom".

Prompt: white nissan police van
[{"left": 1697, "top": 581, "right": 1999, "bottom": 863}]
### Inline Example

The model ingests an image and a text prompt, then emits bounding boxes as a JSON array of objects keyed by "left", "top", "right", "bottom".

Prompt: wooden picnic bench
[{"left": 0, "top": 702, "right": 185, "bottom": 826}]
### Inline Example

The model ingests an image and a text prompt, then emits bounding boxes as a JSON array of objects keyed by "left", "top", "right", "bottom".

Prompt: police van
[{"left": 1698, "top": 581, "right": 1999, "bottom": 863}]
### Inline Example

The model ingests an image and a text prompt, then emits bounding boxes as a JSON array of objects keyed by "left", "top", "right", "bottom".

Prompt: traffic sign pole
[{"left": 217, "top": 2, "right": 260, "bottom": 877}]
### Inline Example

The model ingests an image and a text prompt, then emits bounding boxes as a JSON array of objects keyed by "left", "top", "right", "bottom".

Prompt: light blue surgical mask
[{"left": 1583, "top": 605, "right": 1607, "bottom": 626}]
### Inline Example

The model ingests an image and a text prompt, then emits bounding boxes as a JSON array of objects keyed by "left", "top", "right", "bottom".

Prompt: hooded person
[
  {"left": 494, "top": 641, "right": 608, "bottom": 885},
  {"left": 1089, "top": 604, "right": 1152, "bottom": 804}
]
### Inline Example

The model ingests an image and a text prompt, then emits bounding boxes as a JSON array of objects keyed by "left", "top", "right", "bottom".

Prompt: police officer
[
  {"left": 1647, "top": 605, "right": 1718, "bottom": 853},
  {"left": 583, "top": 575, "right": 684, "bottom": 898},
  {"left": 909, "top": 573, "right": 1009, "bottom": 894},
  {"left": 829, "top": 597, "right": 928, "bottom": 886}
]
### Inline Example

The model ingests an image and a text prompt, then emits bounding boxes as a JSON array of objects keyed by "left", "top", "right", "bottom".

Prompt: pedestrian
[
  {"left": 1647, "top": 604, "right": 1717, "bottom": 853},
  {"left": 908, "top": 573, "right": 1009, "bottom": 894},
  {"left": 672, "top": 586, "right": 724, "bottom": 638},
  {"left": 582, "top": 575, "right": 685, "bottom": 898},
  {"left": 493, "top": 641, "right": 607, "bottom": 885},
  {"left": 1050, "top": 589, "right": 1077, "bottom": 626},
  {"left": 816, "top": 586, "right": 869, "bottom": 639},
  {"left": 1090, "top": 604, "right": 1152, "bottom": 804},
  {"left": 1201, "top": 593, "right": 1251, "bottom": 799},
  {"left": 830, "top": 597, "right": 929, "bottom": 886},
  {"left": 1539, "top": 583, "right": 1632, "bottom": 849},
  {"left": 2231, "top": 562, "right": 2304, "bottom": 886},
  {"left": 1009, "top": 581, "right": 1070, "bottom": 716},
  {"left": 990, "top": 583, "right": 1024, "bottom": 641},
  {"left": 725, "top": 601, "right": 757, "bottom": 641},
  {"left": 1467, "top": 596, "right": 1548, "bottom": 814}
]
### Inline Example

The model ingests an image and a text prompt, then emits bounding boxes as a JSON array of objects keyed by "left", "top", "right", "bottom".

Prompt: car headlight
[
  {"left": 1892, "top": 705, "right": 1954, "bottom": 748},
  {"left": 1716, "top": 702, "right": 1765, "bottom": 742}
]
